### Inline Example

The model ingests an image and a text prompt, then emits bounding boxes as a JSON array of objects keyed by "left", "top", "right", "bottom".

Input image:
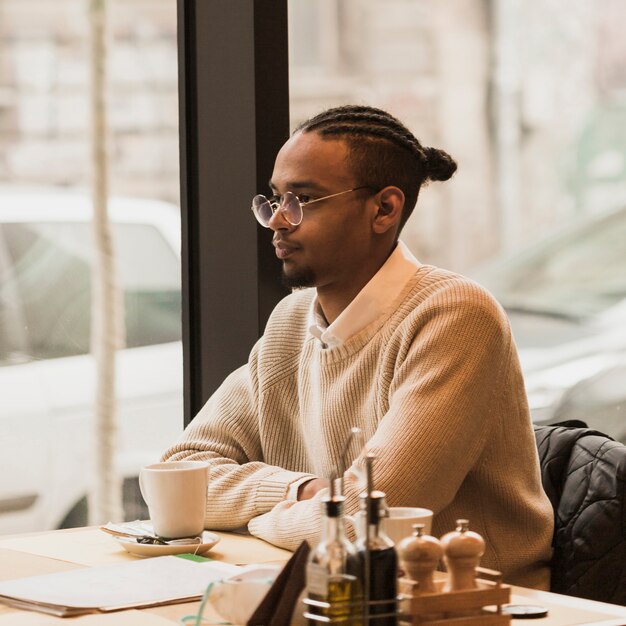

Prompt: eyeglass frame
[{"left": 251, "top": 185, "right": 373, "bottom": 228}]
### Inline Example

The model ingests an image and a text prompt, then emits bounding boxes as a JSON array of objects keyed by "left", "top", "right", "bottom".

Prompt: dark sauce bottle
[{"left": 354, "top": 490, "right": 397, "bottom": 626}]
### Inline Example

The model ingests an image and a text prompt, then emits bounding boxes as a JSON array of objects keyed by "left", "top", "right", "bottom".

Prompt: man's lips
[{"left": 273, "top": 239, "right": 299, "bottom": 259}]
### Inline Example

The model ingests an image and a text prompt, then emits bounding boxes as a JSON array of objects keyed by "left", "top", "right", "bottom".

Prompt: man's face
[{"left": 268, "top": 131, "right": 377, "bottom": 292}]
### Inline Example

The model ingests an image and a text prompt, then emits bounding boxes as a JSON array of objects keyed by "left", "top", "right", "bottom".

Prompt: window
[{"left": 0, "top": 0, "right": 188, "bottom": 535}]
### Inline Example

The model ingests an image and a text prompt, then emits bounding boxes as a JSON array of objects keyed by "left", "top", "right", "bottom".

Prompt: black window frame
[{"left": 177, "top": 0, "right": 290, "bottom": 426}]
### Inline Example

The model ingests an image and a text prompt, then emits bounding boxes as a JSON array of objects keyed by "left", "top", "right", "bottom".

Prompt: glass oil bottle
[{"left": 305, "top": 491, "right": 362, "bottom": 625}]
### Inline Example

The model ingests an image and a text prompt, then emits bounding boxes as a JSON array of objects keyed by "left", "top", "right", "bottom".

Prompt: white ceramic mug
[
  {"left": 139, "top": 460, "right": 209, "bottom": 539},
  {"left": 382, "top": 507, "right": 433, "bottom": 544},
  {"left": 345, "top": 506, "right": 433, "bottom": 545}
]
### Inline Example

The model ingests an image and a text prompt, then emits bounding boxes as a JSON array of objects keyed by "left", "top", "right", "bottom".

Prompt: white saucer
[{"left": 115, "top": 529, "right": 220, "bottom": 558}]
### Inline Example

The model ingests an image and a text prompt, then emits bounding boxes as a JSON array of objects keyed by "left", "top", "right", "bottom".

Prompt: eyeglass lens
[{"left": 252, "top": 192, "right": 302, "bottom": 227}]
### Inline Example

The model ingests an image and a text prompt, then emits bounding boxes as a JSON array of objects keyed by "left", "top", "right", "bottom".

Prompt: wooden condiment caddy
[{"left": 396, "top": 520, "right": 511, "bottom": 626}]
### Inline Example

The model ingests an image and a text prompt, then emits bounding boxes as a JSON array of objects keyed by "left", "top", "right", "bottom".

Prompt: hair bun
[{"left": 424, "top": 146, "right": 457, "bottom": 182}]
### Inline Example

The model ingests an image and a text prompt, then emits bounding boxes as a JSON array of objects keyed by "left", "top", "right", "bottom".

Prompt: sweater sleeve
[{"left": 161, "top": 342, "right": 315, "bottom": 530}]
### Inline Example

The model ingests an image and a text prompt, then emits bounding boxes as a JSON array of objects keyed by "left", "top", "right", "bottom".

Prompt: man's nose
[{"left": 267, "top": 207, "right": 297, "bottom": 232}]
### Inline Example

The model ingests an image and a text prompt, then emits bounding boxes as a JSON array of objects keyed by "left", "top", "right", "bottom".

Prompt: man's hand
[{"left": 297, "top": 478, "right": 328, "bottom": 500}]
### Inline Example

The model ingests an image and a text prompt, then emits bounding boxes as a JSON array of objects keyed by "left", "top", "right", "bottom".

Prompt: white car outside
[{"left": 0, "top": 186, "right": 183, "bottom": 535}]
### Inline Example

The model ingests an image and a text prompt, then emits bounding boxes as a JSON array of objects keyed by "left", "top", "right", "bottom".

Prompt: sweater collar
[{"left": 308, "top": 240, "right": 420, "bottom": 348}]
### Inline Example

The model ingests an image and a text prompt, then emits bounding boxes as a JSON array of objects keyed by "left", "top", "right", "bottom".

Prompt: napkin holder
[{"left": 247, "top": 540, "right": 311, "bottom": 626}]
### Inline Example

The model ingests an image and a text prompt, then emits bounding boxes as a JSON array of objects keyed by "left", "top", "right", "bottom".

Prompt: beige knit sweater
[{"left": 163, "top": 264, "right": 554, "bottom": 589}]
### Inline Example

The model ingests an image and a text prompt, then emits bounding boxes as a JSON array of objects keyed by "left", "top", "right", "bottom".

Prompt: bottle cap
[
  {"left": 358, "top": 490, "right": 387, "bottom": 524},
  {"left": 320, "top": 494, "right": 345, "bottom": 518}
]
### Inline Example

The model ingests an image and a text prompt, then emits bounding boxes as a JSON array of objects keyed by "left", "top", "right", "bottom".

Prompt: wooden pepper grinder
[
  {"left": 396, "top": 523, "right": 442, "bottom": 594},
  {"left": 440, "top": 519, "right": 485, "bottom": 592}
]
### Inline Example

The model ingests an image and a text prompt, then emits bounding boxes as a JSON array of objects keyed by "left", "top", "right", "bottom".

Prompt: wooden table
[{"left": 0, "top": 526, "right": 624, "bottom": 625}]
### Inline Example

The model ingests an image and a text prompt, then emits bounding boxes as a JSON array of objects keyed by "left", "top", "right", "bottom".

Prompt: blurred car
[
  {"left": 0, "top": 186, "right": 183, "bottom": 534},
  {"left": 474, "top": 205, "right": 626, "bottom": 444}
]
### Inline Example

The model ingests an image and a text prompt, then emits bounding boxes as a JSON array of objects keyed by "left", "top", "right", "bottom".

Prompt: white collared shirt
[
  {"left": 307, "top": 240, "right": 421, "bottom": 348},
  {"left": 287, "top": 241, "right": 420, "bottom": 500}
]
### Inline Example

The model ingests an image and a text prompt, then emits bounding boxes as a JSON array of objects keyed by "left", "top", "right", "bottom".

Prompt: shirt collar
[{"left": 307, "top": 241, "right": 420, "bottom": 348}]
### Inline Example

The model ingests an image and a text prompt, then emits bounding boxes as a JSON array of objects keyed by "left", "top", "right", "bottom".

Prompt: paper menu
[{"left": 0, "top": 555, "right": 240, "bottom": 618}]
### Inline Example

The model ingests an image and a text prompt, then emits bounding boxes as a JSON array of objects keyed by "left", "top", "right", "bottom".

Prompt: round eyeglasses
[{"left": 251, "top": 186, "right": 371, "bottom": 228}]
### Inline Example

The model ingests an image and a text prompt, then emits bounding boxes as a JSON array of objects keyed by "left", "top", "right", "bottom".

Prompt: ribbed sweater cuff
[{"left": 255, "top": 470, "right": 315, "bottom": 511}]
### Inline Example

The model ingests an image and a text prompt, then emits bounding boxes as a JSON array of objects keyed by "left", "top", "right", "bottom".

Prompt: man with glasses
[{"left": 163, "top": 105, "right": 553, "bottom": 589}]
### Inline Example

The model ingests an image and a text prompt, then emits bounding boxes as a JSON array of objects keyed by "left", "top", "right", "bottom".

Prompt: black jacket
[{"left": 534, "top": 423, "right": 626, "bottom": 605}]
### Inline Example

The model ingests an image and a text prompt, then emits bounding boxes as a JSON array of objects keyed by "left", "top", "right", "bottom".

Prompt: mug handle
[{"left": 139, "top": 469, "right": 148, "bottom": 505}]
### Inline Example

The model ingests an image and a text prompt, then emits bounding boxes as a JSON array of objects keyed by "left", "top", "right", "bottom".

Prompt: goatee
[{"left": 281, "top": 267, "right": 316, "bottom": 289}]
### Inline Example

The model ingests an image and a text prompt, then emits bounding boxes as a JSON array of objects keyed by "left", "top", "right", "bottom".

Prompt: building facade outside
[{"left": 0, "top": 0, "right": 624, "bottom": 270}]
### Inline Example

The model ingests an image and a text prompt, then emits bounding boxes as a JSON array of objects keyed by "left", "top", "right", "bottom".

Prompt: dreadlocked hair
[{"left": 295, "top": 105, "right": 457, "bottom": 231}]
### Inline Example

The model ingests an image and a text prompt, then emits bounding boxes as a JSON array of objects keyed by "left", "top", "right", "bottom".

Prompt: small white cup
[
  {"left": 139, "top": 460, "right": 209, "bottom": 539},
  {"left": 382, "top": 507, "right": 433, "bottom": 545}
]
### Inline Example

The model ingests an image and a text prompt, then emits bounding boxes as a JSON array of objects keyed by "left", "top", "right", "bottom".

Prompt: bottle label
[{"left": 306, "top": 562, "right": 329, "bottom": 597}]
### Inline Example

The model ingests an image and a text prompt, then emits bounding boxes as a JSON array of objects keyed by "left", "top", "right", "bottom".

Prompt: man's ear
[{"left": 372, "top": 186, "right": 404, "bottom": 234}]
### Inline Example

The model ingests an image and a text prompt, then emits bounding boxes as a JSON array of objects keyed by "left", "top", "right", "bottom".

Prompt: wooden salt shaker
[
  {"left": 396, "top": 523, "right": 442, "bottom": 594},
  {"left": 440, "top": 519, "right": 485, "bottom": 592}
]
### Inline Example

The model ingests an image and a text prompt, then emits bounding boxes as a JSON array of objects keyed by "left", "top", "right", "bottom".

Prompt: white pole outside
[{"left": 88, "top": 0, "right": 124, "bottom": 526}]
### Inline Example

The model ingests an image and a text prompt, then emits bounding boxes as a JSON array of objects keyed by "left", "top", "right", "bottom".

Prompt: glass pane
[
  {"left": 0, "top": 0, "right": 182, "bottom": 535},
  {"left": 288, "top": 1, "right": 626, "bottom": 443}
]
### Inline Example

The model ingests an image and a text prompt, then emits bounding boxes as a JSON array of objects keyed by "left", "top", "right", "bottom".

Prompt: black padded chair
[{"left": 534, "top": 421, "right": 626, "bottom": 605}]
